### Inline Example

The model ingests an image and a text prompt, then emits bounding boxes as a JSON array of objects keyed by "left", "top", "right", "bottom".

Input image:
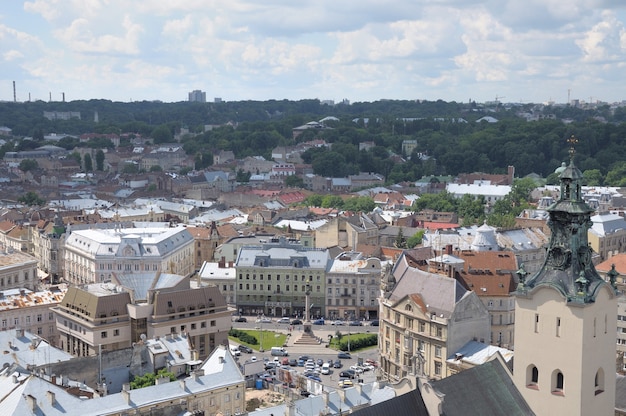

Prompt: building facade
[
  {"left": 235, "top": 237, "right": 329, "bottom": 317},
  {"left": 0, "top": 249, "right": 38, "bottom": 292},
  {"left": 0, "top": 286, "right": 67, "bottom": 347},
  {"left": 379, "top": 253, "right": 490, "bottom": 381},
  {"left": 53, "top": 276, "right": 231, "bottom": 360},
  {"left": 63, "top": 223, "right": 195, "bottom": 285},
  {"left": 326, "top": 252, "right": 382, "bottom": 321}
]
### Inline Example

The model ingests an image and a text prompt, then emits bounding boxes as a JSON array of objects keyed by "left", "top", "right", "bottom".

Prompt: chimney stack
[
  {"left": 47, "top": 391, "right": 56, "bottom": 405},
  {"left": 121, "top": 389, "right": 131, "bottom": 404}
]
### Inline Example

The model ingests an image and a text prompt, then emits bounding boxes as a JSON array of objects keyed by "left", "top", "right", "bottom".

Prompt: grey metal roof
[{"left": 432, "top": 357, "right": 535, "bottom": 416}]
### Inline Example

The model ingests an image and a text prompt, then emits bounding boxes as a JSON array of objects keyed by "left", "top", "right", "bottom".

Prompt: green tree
[
  {"left": 343, "top": 196, "right": 376, "bottom": 212},
  {"left": 406, "top": 230, "right": 425, "bottom": 248},
  {"left": 236, "top": 169, "right": 251, "bottom": 183},
  {"left": 304, "top": 194, "right": 323, "bottom": 207},
  {"left": 582, "top": 169, "right": 603, "bottom": 186},
  {"left": 130, "top": 369, "right": 176, "bottom": 390},
  {"left": 122, "top": 163, "right": 140, "bottom": 174},
  {"left": 84, "top": 153, "right": 93, "bottom": 172},
  {"left": 151, "top": 124, "right": 173, "bottom": 144},
  {"left": 321, "top": 195, "right": 344, "bottom": 208},
  {"left": 150, "top": 165, "right": 163, "bottom": 172},
  {"left": 69, "top": 151, "right": 82, "bottom": 167},
  {"left": 395, "top": 228, "right": 407, "bottom": 248},
  {"left": 95, "top": 149, "right": 105, "bottom": 171},
  {"left": 604, "top": 162, "right": 626, "bottom": 186},
  {"left": 18, "top": 191, "right": 45, "bottom": 206},
  {"left": 18, "top": 159, "right": 38, "bottom": 172},
  {"left": 284, "top": 175, "right": 304, "bottom": 188}
]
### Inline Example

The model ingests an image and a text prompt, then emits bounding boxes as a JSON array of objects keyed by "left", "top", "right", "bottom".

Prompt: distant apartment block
[
  {"left": 188, "top": 90, "right": 206, "bottom": 103},
  {"left": 43, "top": 111, "right": 81, "bottom": 121},
  {"left": 0, "top": 248, "right": 38, "bottom": 292}
]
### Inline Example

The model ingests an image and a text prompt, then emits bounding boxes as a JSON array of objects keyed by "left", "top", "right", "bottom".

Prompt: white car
[
  {"left": 362, "top": 364, "right": 374, "bottom": 371},
  {"left": 250, "top": 356, "right": 258, "bottom": 362},
  {"left": 256, "top": 317, "right": 272, "bottom": 323},
  {"left": 350, "top": 365, "right": 364, "bottom": 374}
]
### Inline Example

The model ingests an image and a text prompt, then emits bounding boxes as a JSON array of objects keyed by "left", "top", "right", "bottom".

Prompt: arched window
[
  {"left": 526, "top": 365, "right": 539, "bottom": 389},
  {"left": 552, "top": 370, "right": 564, "bottom": 395},
  {"left": 595, "top": 368, "right": 605, "bottom": 395},
  {"left": 405, "top": 305, "right": 413, "bottom": 312}
]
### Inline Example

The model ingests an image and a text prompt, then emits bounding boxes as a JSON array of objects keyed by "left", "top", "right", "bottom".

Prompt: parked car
[
  {"left": 316, "top": 358, "right": 324, "bottom": 366},
  {"left": 291, "top": 319, "right": 302, "bottom": 325},
  {"left": 331, "top": 320, "right": 345, "bottom": 326},
  {"left": 339, "top": 370, "right": 356, "bottom": 379},
  {"left": 370, "top": 320, "right": 379, "bottom": 326},
  {"left": 276, "top": 317, "right": 291, "bottom": 324},
  {"left": 256, "top": 317, "right": 272, "bottom": 323},
  {"left": 300, "top": 390, "right": 312, "bottom": 397},
  {"left": 265, "top": 362, "right": 277, "bottom": 370},
  {"left": 312, "top": 318, "right": 325, "bottom": 325},
  {"left": 234, "top": 316, "right": 247, "bottom": 323},
  {"left": 337, "top": 352, "right": 351, "bottom": 359},
  {"left": 238, "top": 345, "right": 253, "bottom": 353},
  {"left": 281, "top": 357, "right": 290, "bottom": 365},
  {"left": 321, "top": 363, "right": 331, "bottom": 375},
  {"left": 307, "top": 374, "right": 322, "bottom": 382},
  {"left": 338, "top": 379, "right": 353, "bottom": 388},
  {"left": 333, "top": 360, "right": 343, "bottom": 368},
  {"left": 350, "top": 365, "right": 364, "bottom": 374},
  {"left": 348, "top": 320, "right": 363, "bottom": 326},
  {"left": 288, "top": 359, "right": 298, "bottom": 366},
  {"left": 250, "top": 356, "right": 258, "bottom": 362},
  {"left": 297, "top": 358, "right": 305, "bottom": 367},
  {"left": 298, "top": 355, "right": 311, "bottom": 362}
]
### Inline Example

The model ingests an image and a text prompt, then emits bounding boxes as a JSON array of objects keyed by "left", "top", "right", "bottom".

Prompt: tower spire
[{"left": 517, "top": 136, "right": 616, "bottom": 302}]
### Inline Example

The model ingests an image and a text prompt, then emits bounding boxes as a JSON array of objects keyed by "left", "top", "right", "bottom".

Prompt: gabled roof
[
  {"left": 350, "top": 386, "right": 429, "bottom": 416},
  {"left": 389, "top": 253, "right": 471, "bottom": 318},
  {"left": 432, "top": 356, "right": 535, "bottom": 415}
]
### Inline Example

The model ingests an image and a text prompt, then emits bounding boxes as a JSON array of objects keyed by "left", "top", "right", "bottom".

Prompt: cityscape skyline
[{"left": 1, "top": 1, "right": 626, "bottom": 104}]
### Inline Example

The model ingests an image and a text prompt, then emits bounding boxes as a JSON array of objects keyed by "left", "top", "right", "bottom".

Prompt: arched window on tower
[
  {"left": 526, "top": 364, "right": 539, "bottom": 389},
  {"left": 595, "top": 368, "right": 605, "bottom": 395},
  {"left": 552, "top": 370, "right": 564, "bottom": 395}
]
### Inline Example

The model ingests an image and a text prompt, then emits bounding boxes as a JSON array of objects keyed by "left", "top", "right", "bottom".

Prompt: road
[{"left": 230, "top": 319, "right": 381, "bottom": 391}]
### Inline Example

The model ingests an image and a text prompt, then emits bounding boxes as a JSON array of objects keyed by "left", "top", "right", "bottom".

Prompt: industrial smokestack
[
  {"left": 13, "top": 81, "right": 16, "bottom": 102},
  {"left": 62, "top": 92, "right": 65, "bottom": 102},
  {"left": 49, "top": 92, "right": 51, "bottom": 102}
]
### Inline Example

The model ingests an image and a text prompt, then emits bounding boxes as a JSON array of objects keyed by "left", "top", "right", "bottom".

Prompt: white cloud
[
  {"left": 54, "top": 15, "right": 143, "bottom": 55},
  {"left": 6, "top": 0, "right": 626, "bottom": 102}
]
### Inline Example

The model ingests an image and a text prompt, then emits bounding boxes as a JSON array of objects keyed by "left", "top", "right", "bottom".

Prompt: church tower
[{"left": 513, "top": 136, "right": 618, "bottom": 415}]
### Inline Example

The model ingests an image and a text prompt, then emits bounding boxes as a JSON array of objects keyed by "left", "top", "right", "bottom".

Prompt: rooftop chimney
[
  {"left": 47, "top": 391, "right": 56, "bottom": 405},
  {"left": 121, "top": 389, "right": 131, "bottom": 404},
  {"left": 26, "top": 394, "right": 37, "bottom": 411}
]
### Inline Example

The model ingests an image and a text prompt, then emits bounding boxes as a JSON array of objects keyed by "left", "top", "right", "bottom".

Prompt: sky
[{"left": 1, "top": 1, "right": 626, "bottom": 104}]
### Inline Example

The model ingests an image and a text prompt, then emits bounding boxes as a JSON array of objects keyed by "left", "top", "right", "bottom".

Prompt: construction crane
[{"left": 495, "top": 95, "right": 505, "bottom": 103}]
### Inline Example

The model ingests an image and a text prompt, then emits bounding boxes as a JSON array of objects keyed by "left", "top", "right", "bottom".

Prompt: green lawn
[
  {"left": 327, "top": 332, "right": 378, "bottom": 352},
  {"left": 228, "top": 329, "right": 288, "bottom": 351}
]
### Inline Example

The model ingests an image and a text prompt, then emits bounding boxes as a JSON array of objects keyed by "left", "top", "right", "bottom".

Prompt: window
[
  {"left": 114, "top": 329, "right": 120, "bottom": 336},
  {"left": 595, "top": 369, "right": 605, "bottom": 395},
  {"left": 201, "top": 322, "right": 206, "bottom": 328},
  {"left": 526, "top": 365, "right": 539, "bottom": 387},
  {"left": 534, "top": 314, "right": 539, "bottom": 333},
  {"left": 556, "top": 317, "right": 561, "bottom": 337},
  {"left": 191, "top": 323, "right": 196, "bottom": 330},
  {"left": 552, "top": 370, "right": 564, "bottom": 394},
  {"left": 434, "top": 361, "right": 442, "bottom": 376},
  {"left": 101, "top": 331, "right": 108, "bottom": 339},
  {"left": 435, "top": 345, "right": 441, "bottom": 357},
  {"left": 37, "top": 314, "right": 42, "bottom": 322}
]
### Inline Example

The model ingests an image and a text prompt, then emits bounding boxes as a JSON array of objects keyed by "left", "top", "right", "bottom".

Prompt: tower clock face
[{"left": 548, "top": 246, "right": 571, "bottom": 269}]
